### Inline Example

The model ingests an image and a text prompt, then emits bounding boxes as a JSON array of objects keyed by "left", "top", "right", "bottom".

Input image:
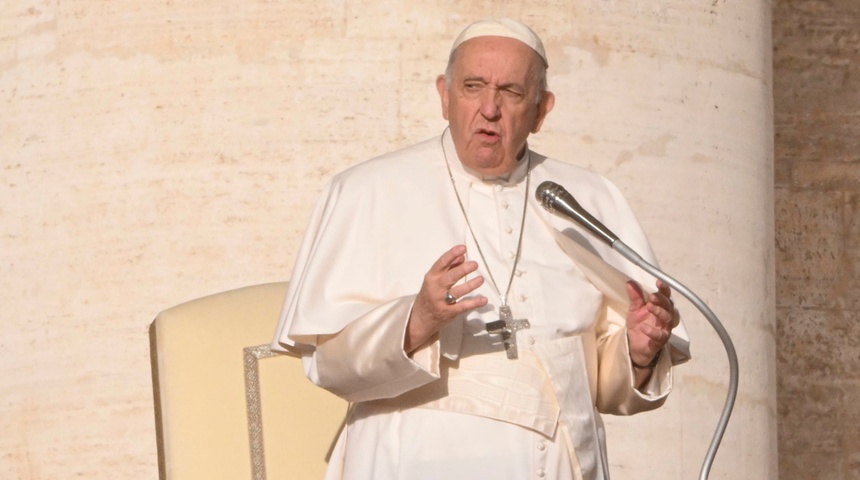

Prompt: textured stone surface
[
  {"left": 1, "top": 1, "right": 775, "bottom": 479},
  {"left": 774, "top": 0, "right": 860, "bottom": 478},
  {"left": 775, "top": 188, "right": 846, "bottom": 309}
]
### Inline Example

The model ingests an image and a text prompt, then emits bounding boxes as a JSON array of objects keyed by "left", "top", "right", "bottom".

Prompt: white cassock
[{"left": 272, "top": 129, "right": 691, "bottom": 480}]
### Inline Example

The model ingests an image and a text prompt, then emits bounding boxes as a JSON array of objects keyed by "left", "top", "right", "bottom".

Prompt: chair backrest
[{"left": 150, "top": 282, "right": 347, "bottom": 480}]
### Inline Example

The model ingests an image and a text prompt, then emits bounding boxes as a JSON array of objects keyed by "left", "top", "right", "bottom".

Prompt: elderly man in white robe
[{"left": 273, "top": 18, "right": 690, "bottom": 480}]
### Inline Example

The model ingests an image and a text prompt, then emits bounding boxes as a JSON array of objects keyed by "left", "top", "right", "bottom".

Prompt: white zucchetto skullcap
[{"left": 450, "top": 18, "right": 548, "bottom": 67}]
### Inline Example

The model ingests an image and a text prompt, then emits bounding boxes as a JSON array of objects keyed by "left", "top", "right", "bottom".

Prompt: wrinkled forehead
[
  {"left": 450, "top": 18, "right": 548, "bottom": 68},
  {"left": 451, "top": 36, "right": 543, "bottom": 85}
]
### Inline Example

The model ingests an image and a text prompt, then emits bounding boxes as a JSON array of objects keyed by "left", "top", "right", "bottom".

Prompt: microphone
[
  {"left": 535, "top": 179, "right": 738, "bottom": 480},
  {"left": 535, "top": 181, "right": 618, "bottom": 245}
]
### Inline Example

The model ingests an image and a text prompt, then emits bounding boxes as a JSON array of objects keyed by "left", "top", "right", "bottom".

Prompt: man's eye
[{"left": 502, "top": 88, "right": 524, "bottom": 98}]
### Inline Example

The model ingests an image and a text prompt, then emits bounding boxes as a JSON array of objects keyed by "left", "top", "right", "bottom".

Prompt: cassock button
[
  {"left": 537, "top": 468, "right": 546, "bottom": 478},
  {"left": 528, "top": 337, "right": 536, "bottom": 346},
  {"left": 515, "top": 269, "right": 524, "bottom": 277},
  {"left": 506, "top": 251, "right": 515, "bottom": 259},
  {"left": 537, "top": 441, "right": 546, "bottom": 451},
  {"left": 501, "top": 201, "right": 509, "bottom": 209},
  {"left": 518, "top": 294, "right": 527, "bottom": 302},
  {"left": 505, "top": 226, "right": 513, "bottom": 234}
]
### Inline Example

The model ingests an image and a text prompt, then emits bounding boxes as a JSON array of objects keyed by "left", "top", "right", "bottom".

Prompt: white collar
[{"left": 442, "top": 128, "right": 531, "bottom": 187}]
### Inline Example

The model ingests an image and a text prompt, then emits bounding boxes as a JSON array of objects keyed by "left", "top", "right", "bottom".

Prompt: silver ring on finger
[{"left": 444, "top": 290, "right": 457, "bottom": 305}]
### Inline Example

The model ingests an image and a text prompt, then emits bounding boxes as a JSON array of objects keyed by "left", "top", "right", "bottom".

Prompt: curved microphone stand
[{"left": 536, "top": 181, "right": 739, "bottom": 480}]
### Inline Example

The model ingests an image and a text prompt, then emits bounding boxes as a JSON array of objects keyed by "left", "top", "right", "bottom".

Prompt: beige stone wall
[
  {"left": 774, "top": 0, "right": 860, "bottom": 479},
  {"left": 1, "top": 2, "right": 774, "bottom": 478}
]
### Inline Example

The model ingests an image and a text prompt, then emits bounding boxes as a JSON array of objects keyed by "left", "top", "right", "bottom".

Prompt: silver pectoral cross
[{"left": 485, "top": 305, "right": 531, "bottom": 359}]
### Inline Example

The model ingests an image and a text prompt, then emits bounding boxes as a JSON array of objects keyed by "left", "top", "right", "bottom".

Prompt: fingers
[
  {"left": 407, "top": 246, "right": 487, "bottom": 352},
  {"left": 628, "top": 322, "right": 671, "bottom": 367},
  {"left": 650, "top": 286, "right": 675, "bottom": 328},
  {"left": 653, "top": 281, "right": 681, "bottom": 328},
  {"left": 656, "top": 279, "right": 672, "bottom": 299},
  {"left": 445, "top": 288, "right": 488, "bottom": 314},
  {"left": 625, "top": 281, "right": 647, "bottom": 310},
  {"left": 429, "top": 245, "right": 485, "bottom": 302},
  {"left": 412, "top": 245, "right": 487, "bottom": 331},
  {"left": 646, "top": 302, "right": 674, "bottom": 325},
  {"left": 634, "top": 304, "right": 673, "bottom": 353},
  {"left": 626, "top": 280, "right": 674, "bottom": 343},
  {"left": 646, "top": 278, "right": 669, "bottom": 301},
  {"left": 431, "top": 246, "right": 471, "bottom": 286},
  {"left": 638, "top": 321, "right": 671, "bottom": 343},
  {"left": 439, "top": 273, "right": 487, "bottom": 318},
  {"left": 627, "top": 281, "right": 676, "bottom": 363},
  {"left": 432, "top": 244, "right": 468, "bottom": 274},
  {"left": 627, "top": 280, "right": 672, "bottom": 325},
  {"left": 446, "top": 273, "right": 485, "bottom": 303}
]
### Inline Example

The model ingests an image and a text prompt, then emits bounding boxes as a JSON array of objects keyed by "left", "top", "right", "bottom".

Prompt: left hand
[{"left": 625, "top": 279, "right": 675, "bottom": 367}]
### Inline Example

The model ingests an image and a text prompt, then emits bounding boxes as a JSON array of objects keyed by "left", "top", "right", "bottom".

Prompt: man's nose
[{"left": 479, "top": 88, "right": 501, "bottom": 120}]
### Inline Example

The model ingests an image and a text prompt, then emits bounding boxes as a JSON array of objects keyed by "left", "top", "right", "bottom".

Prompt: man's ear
[
  {"left": 436, "top": 75, "right": 450, "bottom": 120},
  {"left": 531, "top": 91, "right": 555, "bottom": 134}
]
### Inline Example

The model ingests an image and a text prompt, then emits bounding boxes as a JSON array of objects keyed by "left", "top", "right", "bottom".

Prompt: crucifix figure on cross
[{"left": 485, "top": 305, "right": 531, "bottom": 359}]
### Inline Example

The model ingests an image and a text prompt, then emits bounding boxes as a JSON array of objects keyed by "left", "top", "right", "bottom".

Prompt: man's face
[{"left": 436, "top": 36, "right": 554, "bottom": 176}]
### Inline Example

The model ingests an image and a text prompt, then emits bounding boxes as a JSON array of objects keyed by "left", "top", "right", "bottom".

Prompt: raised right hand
[{"left": 404, "top": 245, "right": 487, "bottom": 353}]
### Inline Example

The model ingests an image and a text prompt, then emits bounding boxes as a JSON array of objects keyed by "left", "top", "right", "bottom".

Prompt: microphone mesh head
[{"left": 536, "top": 181, "right": 563, "bottom": 212}]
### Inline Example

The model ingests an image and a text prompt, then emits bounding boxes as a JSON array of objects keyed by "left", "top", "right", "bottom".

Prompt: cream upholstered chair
[{"left": 150, "top": 282, "right": 348, "bottom": 480}]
